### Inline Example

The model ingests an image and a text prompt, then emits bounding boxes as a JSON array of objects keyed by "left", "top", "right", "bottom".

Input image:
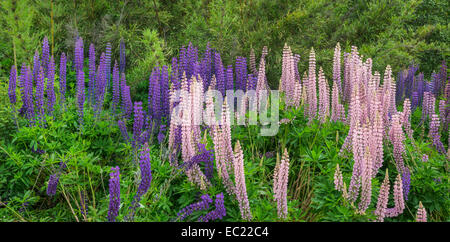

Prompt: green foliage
[
  {"left": 128, "top": 29, "right": 168, "bottom": 101},
  {"left": 0, "top": 0, "right": 40, "bottom": 74},
  {"left": 405, "top": 144, "right": 449, "bottom": 221},
  {"left": 0, "top": 96, "right": 127, "bottom": 221},
  {"left": 0, "top": 82, "right": 15, "bottom": 141}
]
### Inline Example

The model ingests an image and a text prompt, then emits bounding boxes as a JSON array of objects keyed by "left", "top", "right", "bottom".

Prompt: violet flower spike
[
  {"left": 46, "top": 174, "right": 59, "bottom": 196},
  {"left": 198, "top": 193, "right": 226, "bottom": 222},
  {"left": 108, "top": 166, "right": 121, "bottom": 222},
  {"left": 88, "top": 43, "right": 96, "bottom": 104},
  {"left": 46, "top": 56, "right": 56, "bottom": 115},
  {"left": 59, "top": 53, "right": 67, "bottom": 106},
  {"left": 42, "top": 37, "right": 50, "bottom": 78},
  {"left": 177, "top": 194, "right": 212, "bottom": 221},
  {"left": 112, "top": 61, "right": 120, "bottom": 112},
  {"left": 8, "top": 65, "right": 17, "bottom": 105}
]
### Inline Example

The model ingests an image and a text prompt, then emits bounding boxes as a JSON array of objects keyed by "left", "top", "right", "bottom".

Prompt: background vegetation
[{"left": 1, "top": 0, "right": 448, "bottom": 90}]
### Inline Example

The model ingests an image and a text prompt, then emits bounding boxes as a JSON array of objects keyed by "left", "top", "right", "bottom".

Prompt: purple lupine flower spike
[
  {"left": 190, "top": 143, "right": 214, "bottom": 181},
  {"left": 88, "top": 43, "right": 96, "bottom": 104},
  {"left": 42, "top": 37, "right": 50, "bottom": 78},
  {"left": 94, "top": 53, "right": 106, "bottom": 116},
  {"left": 147, "top": 71, "right": 154, "bottom": 121},
  {"left": 46, "top": 174, "right": 59, "bottom": 196},
  {"left": 18, "top": 64, "right": 28, "bottom": 113},
  {"left": 120, "top": 38, "right": 126, "bottom": 73},
  {"left": 77, "top": 69, "right": 85, "bottom": 125},
  {"left": 24, "top": 66, "right": 35, "bottom": 124},
  {"left": 201, "top": 43, "right": 212, "bottom": 89},
  {"left": 46, "top": 162, "right": 66, "bottom": 196},
  {"left": 136, "top": 144, "right": 152, "bottom": 199},
  {"left": 108, "top": 166, "right": 121, "bottom": 222},
  {"left": 8, "top": 65, "right": 17, "bottom": 105},
  {"left": 33, "top": 51, "right": 40, "bottom": 84},
  {"left": 411, "top": 91, "right": 419, "bottom": 111},
  {"left": 402, "top": 167, "right": 411, "bottom": 201},
  {"left": 157, "top": 125, "right": 166, "bottom": 144},
  {"left": 46, "top": 56, "right": 56, "bottom": 115},
  {"left": 59, "top": 53, "right": 67, "bottom": 105},
  {"left": 235, "top": 56, "right": 247, "bottom": 91},
  {"left": 125, "top": 144, "right": 153, "bottom": 221},
  {"left": 161, "top": 65, "right": 170, "bottom": 119},
  {"left": 123, "top": 83, "right": 133, "bottom": 118},
  {"left": 139, "top": 130, "right": 150, "bottom": 147},
  {"left": 177, "top": 194, "right": 213, "bottom": 221},
  {"left": 198, "top": 193, "right": 226, "bottom": 222},
  {"left": 192, "top": 61, "right": 200, "bottom": 79},
  {"left": 74, "top": 37, "right": 84, "bottom": 72},
  {"left": 120, "top": 73, "right": 129, "bottom": 114},
  {"left": 8, "top": 65, "right": 18, "bottom": 128},
  {"left": 112, "top": 61, "right": 120, "bottom": 112},
  {"left": 35, "top": 66, "right": 46, "bottom": 125}
]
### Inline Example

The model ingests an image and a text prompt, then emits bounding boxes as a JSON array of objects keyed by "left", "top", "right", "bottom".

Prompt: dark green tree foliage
[
  {"left": 0, "top": 0, "right": 39, "bottom": 70},
  {"left": 1, "top": 0, "right": 448, "bottom": 81}
]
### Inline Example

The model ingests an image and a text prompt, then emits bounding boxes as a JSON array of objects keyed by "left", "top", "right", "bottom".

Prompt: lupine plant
[{"left": 3, "top": 34, "right": 448, "bottom": 223}]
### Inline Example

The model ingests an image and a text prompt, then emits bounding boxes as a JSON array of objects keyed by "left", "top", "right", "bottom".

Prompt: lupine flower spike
[
  {"left": 108, "top": 166, "right": 120, "bottom": 222},
  {"left": 8, "top": 65, "right": 17, "bottom": 106},
  {"left": 77, "top": 69, "right": 85, "bottom": 126},
  {"left": 374, "top": 170, "right": 390, "bottom": 222},
  {"left": 46, "top": 162, "right": 66, "bottom": 196},
  {"left": 127, "top": 144, "right": 152, "bottom": 221},
  {"left": 59, "top": 53, "right": 67, "bottom": 107},
  {"left": 334, "top": 164, "right": 344, "bottom": 192},
  {"left": 46, "top": 56, "right": 56, "bottom": 116},
  {"left": 8, "top": 65, "right": 19, "bottom": 128},
  {"left": 416, "top": 201, "right": 427, "bottom": 222},
  {"left": 385, "top": 173, "right": 405, "bottom": 218},
  {"left": 198, "top": 193, "right": 226, "bottom": 222},
  {"left": 177, "top": 194, "right": 213, "bottom": 221}
]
